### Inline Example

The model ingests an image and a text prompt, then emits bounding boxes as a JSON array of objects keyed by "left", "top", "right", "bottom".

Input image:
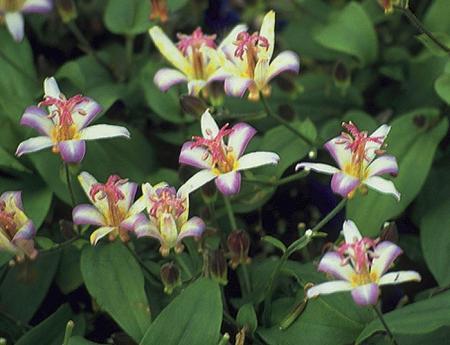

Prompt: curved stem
[
  {"left": 222, "top": 195, "right": 237, "bottom": 230},
  {"left": 244, "top": 170, "right": 310, "bottom": 187},
  {"left": 372, "top": 305, "right": 399, "bottom": 345},
  {"left": 174, "top": 253, "right": 193, "bottom": 279},
  {"left": 310, "top": 198, "right": 347, "bottom": 233},
  {"left": 260, "top": 93, "right": 314, "bottom": 146},
  {"left": 64, "top": 163, "right": 76, "bottom": 207},
  {"left": 394, "top": 6, "right": 450, "bottom": 55}
]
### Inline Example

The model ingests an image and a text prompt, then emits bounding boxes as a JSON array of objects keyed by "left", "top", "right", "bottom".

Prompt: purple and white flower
[
  {"left": 0, "top": 0, "right": 52, "bottom": 42},
  {"left": 73, "top": 172, "right": 146, "bottom": 245},
  {"left": 0, "top": 191, "right": 37, "bottom": 260},
  {"left": 296, "top": 122, "right": 400, "bottom": 200},
  {"left": 307, "top": 220, "right": 421, "bottom": 306},
  {"left": 179, "top": 109, "right": 280, "bottom": 196},
  {"left": 16, "top": 77, "right": 130, "bottom": 164},
  {"left": 135, "top": 182, "right": 205, "bottom": 256}
]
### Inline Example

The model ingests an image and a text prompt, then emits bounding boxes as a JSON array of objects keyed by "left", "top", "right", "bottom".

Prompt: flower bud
[
  {"left": 56, "top": 0, "right": 77, "bottom": 23},
  {"left": 333, "top": 61, "right": 351, "bottom": 94},
  {"left": 206, "top": 82, "right": 224, "bottom": 107},
  {"left": 150, "top": 0, "right": 169, "bottom": 23},
  {"left": 160, "top": 262, "right": 181, "bottom": 294},
  {"left": 206, "top": 249, "right": 228, "bottom": 285},
  {"left": 380, "top": 222, "right": 399, "bottom": 243},
  {"left": 227, "top": 230, "right": 251, "bottom": 269},
  {"left": 180, "top": 95, "right": 208, "bottom": 118}
]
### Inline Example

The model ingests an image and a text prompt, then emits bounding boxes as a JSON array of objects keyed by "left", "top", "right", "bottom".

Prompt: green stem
[
  {"left": 260, "top": 93, "right": 314, "bottom": 146},
  {"left": 62, "top": 320, "right": 75, "bottom": 345},
  {"left": 394, "top": 5, "right": 450, "bottom": 55},
  {"left": 372, "top": 305, "right": 399, "bottom": 345},
  {"left": 244, "top": 170, "right": 309, "bottom": 187},
  {"left": 222, "top": 195, "right": 237, "bottom": 230},
  {"left": 40, "top": 235, "right": 81, "bottom": 256},
  {"left": 124, "top": 243, "right": 161, "bottom": 288},
  {"left": 64, "top": 163, "right": 76, "bottom": 207},
  {"left": 175, "top": 253, "right": 193, "bottom": 279},
  {"left": 262, "top": 198, "right": 347, "bottom": 325},
  {"left": 125, "top": 35, "right": 135, "bottom": 74},
  {"left": 217, "top": 333, "right": 230, "bottom": 345}
]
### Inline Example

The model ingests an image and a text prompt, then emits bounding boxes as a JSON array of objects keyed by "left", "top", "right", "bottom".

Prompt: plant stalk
[{"left": 372, "top": 305, "right": 399, "bottom": 345}]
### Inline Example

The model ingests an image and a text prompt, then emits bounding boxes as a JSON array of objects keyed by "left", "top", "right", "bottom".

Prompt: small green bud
[
  {"left": 160, "top": 262, "right": 181, "bottom": 294},
  {"left": 56, "top": 0, "right": 77, "bottom": 23},
  {"left": 179, "top": 95, "right": 208, "bottom": 118},
  {"left": 207, "top": 249, "right": 228, "bottom": 285}
]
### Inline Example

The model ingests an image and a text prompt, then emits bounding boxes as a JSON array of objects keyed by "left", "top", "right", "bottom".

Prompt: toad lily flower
[
  {"left": 296, "top": 122, "right": 400, "bottom": 200},
  {"left": 179, "top": 109, "right": 280, "bottom": 195},
  {"left": 0, "top": 0, "right": 52, "bottom": 42},
  {"left": 135, "top": 182, "right": 205, "bottom": 256},
  {"left": 16, "top": 77, "right": 130, "bottom": 164},
  {"left": 211, "top": 10, "right": 299, "bottom": 101},
  {"left": 149, "top": 24, "right": 247, "bottom": 95},
  {"left": 0, "top": 191, "right": 37, "bottom": 260},
  {"left": 307, "top": 220, "right": 421, "bottom": 306},
  {"left": 73, "top": 172, "right": 146, "bottom": 245}
]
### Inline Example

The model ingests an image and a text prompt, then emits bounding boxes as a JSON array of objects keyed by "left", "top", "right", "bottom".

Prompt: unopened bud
[
  {"left": 56, "top": 0, "right": 77, "bottom": 23},
  {"left": 160, "top": 262, "right": 181, "bottom": 294},
  {"left": 227, "top": 230, "right": 251, "bottom": 269},
  {"left": 305, "top": 229, "right": 313, "bottom": 238},
  {"left": 207, "top": 82, "right": 224, "bottom": 107},
  {"left": 308, "top": 149, "right": 317, "bottom": 159},
  {"left": 380, "top": 222, "right": 399, "bottom": 243},
  {"left": 378, "top": 0, "right": 403, "bottom": 14},
  {"left": 179, "top": 95, "right": 208, "bottom": 118},
  {"left": 206, "top": 249, "right": 228, "bottom": 285}
]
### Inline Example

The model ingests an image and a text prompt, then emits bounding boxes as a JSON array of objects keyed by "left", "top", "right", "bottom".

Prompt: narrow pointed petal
[
  {"left": 237, "top": 151, "right": 280, "bottom": 171},
  {"left": 179, "top": 141, "right": 212, "bottom": 169},
  {"left": 20, "top": 106, "right": 53, "bottom": 136},
  {"left": 215, "top": 171, "right": 241, "bottom": 195},
  {"left": 367, "top": 155, "right": 398, "bottom": 177},
  {"left": 73, "top": 204, "right": 105, "bottom": 226},
  {"left": 0, "top": 231, "right": 17, "bottom": 253},
  {"left": 267, "top": 51, "right": 300, "bottom": 82},
  {"left": 228, "top": 123, "right": 257, "bottom": 159},
  {"left": 0, "top": 191, "right": 23, "bottom": 210},
  {"left": 331, "top": 172, "right": 360, "bottom": 198},
  {"left": 78, "top": 171, "right": 107, "bottom": 213},
  {"left": 44, "top": 77, "right": 61, "bottom": 98},
  {"left": 117, "top": 181, "right": 138, "bottom": 212},
  {"left": 342, "top": 220, "right": 362, "bottom": 244},
  {"left": 307, "top": 281, "right": 353, "bottom": 299},
  {"left": 90, "top": 226, "right": 115, "bottom": 245},
  {"left": 351, "top": 283, "right": 379, "bottom": 306},
  {"left": 120, "top": 213, "right": 147, "bottom": 232},
  {"left": 58, "top": 140, "right": 86, "bottom": 163},
  {"left": 135, "top": 221, "right": 162, "bottom": 241},
  {"left": 224, "top": 77, "right": 252, "bottom": 98},
  {"left": 13, "top": 220, "right": 36, "bottom": 241},
  {"left": 5, "top": 12, "right": 24, "bottom": 42},
  {"left": 254, "top": 58, "right": 269, "bottom": 91},
  {"left": 154, "top": 68, "right": 188, "bottom": 92},
  {"left": 178, "top": 170, "right": 216, "bottom": 195},
  {"left": 259, "top": 10, "right": 275, "bottom": 60},
  {"left": 178, "top": 216, "right": 205, "bottom": 241},
  {"left": 149, "top": 26, "right": 191, "bottom": 75},
  {"left": 378, "top": 271, "right": 421, "bottom": 286},
  {"left": 72, "top": 98, "right": 102, "bottom": 130},
  {"left": 22, "top": 0, "right": 52, "bottom": 13},
  {"left": 218, "top": 24, "right": 248, "bottom": 50},
  {"left": 371, "top": 241, "right": 403, "bottom": 277},
  {"left": 187, "top": 80, "right": 207, "bottom": 96},
  {"left": 318, "top": 252, "right": 354, "bottom": 281},
  {"left": 295, "top": 162, "right": 339, "bottom": 175},
  {"left": 324, "top": 137, "right": 352, "bottom": 170},
  {"left": 201, "top": 109, "right": 219, "bottom": 138},
  {"left": 364, "top": 176, "right": 401, "bottom": 201},
  {"left": 16, "top": 136, "right": 53, "bottom": 157},
  {"left": 79, "top": 124, "right": 130, "bottom": 141},
  {"left": 366, "top": 124, "right": 391, "bottom": 161},
  {"left": 128, "top": 195, "right": 146, "bottom": 216},
  {"left": 160, "top": 213, "right": 178, "bottom": 247}
]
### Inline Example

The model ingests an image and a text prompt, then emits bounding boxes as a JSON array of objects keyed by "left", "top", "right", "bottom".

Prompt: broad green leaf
[
  {"left": 424, "top": 0, "right": 450, "bottom": 34},
  {"left": 15, "top": 304, "right": 81, "bottom": 345},
  {"left": 237, "top": 304, "right": 258, "bottom": 333},
  {"left": 420, "top": 199, "right": 450, "bottom": 286},
  {"left": 55, "top": 246, "right": 83, "bottom": 294},
  {"left": 0, "top": 250, "right": 60, "bottom": 323},
  {"left": 81, "top": 242, "right": 151, "bottom": 342},
  {"left": 347, "top": 109, "right": 449, "bottom": 236},
  {"left": 356, "top": 291, "right": 450, "bottom": 344},
  {"left": 167, "top": 0, "right": 189, "bottom": 11},
  {"left": 314, "top": 3, "right": 378, "bottom": 66},
  {"left": 0, "top": 146, "right": 29, "bottom": 173},
  {"left": 104, "top": 0, "right": 151, "bottom": 35},
  {"left": 435, "top": 72, "right": 450, "bottom": 105},
  {"left": 416, "top": 33, "right": 450, "bottom": 57},
  {"left": 140, "top": 278, "right": 222, "bottom": 345}
]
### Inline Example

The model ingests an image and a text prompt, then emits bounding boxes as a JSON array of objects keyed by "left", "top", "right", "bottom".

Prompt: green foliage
[{"left": 104, "top": 0, "right": 152, "bottom": 35}]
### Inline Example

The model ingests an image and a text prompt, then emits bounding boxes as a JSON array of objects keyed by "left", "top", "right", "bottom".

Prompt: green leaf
[
  {"left": 140, "top": 278, "right": 222, "bottom": 345},
  {"left": 421, "top": 199, "right": 450, "bottom": 286},
  {"left": 237, "top": 304, "right": 258, "bottom": 333},
  {"left": 0, "top": 250, "right": 60, "bottom": 323},
  {"left": 104, "top": 0, "right": 151, "bottom": 35},
  {"left": 347, "top": 109, "right": 449, "bottom": 236},
  {"left": 55, "top": 246, "right": 83, "bottom": 294},
  {"left": 314, "top": 2, "right": 378, "bottom": 66},
  {"left": 424, "top": 0, "right": 450, "bottom": 34},
  {"left": 356, "top": 291, "right": 450, "bottom": 344},
  {"left": 69, "top": 337, "right": 106, "bottom": 345},
  {"left": 0, "top": 146, "right": 29, "bottom": 173},
  {"left": 167, "top": 0, "right": 189, "bottom": 11},
  {"left": 435, "top": 72, "right": 450, "bottom": 105},
  {"left": 262, "top": 236, "right": 287, "bottom": 253},
  {"left": 81, "top": 242, "right": 151, "bottom": 342},
  {"left": 416, "top": 33, "right": 450, "bottom": 57}
]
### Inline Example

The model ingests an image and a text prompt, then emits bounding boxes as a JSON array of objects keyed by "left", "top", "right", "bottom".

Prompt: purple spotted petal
[
  {"left": 120, "top": 212, "right": 147, "bottom": 232},
  {"left": 117, "top": 181, "right": 138, "bottom": 212},
  {"left": 318, "top": 251, "right": 354, "bottom": 281},
  {"left": 228, "top": 123, "right": 257, "bottom": 159},
  {"left": 215, "top": 171, "right": 241, "bottom": 195},
  {"left": 73, "top": 98, "right": 102, "bottom": 130},
  {"left": 73, "top": 204, "right": 105, "bottom": 226},
  {"left": 367, "top": 155, "right": 398, "bottom": 177},
  {"left": 331, "top": 172, "right": 360, "bottom": 198},
  {"left": 351, "top": 283, "right": 379, "bottom": 306},
  {"left": 307, "top": 281, "right": 353, "bottom": 299},
  {"left": 16, "top": 136, "right": 53, "bottom": 157},
  {"left": 324, "top": 137, "right": 352, "bottom": 170},
  {"left": 12, "top": 219, "right": 36, "bottom": 241},
  {"left": 179, "top": 141, "right": 212, "bottom": 169},
  {"left": 224, "top": 77, "right": 253, "bottom": 98},
  {"left": 22, "top": 0, "right": 53, "bottom": 13},
  {"left": 20, "top": 106, "right": 53, "bottom": 136},
  {"left": 178, "top": 216, "right": 205, "bottom": 242},
  {"left": 266, "top": 51, "right": 300, "bottom": 82},
  {"left": 371, "top": 241, "right": 403, "bottom": 277},
  {"left": 58, "top": 140, "right": 86, "bottom": 163},
  {"left": 154, "top": 68, "right": 188, "bottom": 92}
]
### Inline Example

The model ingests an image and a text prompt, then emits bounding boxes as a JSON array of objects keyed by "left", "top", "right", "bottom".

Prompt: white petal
[
  {"left": 306, "top": 281, "right": 353, "bottom": 299},
  {"left": 367, "top": 155, "right": 398, "bottom": 177},
  {"left": 371, "top": 241, "right": 403, "bottom": 278},
  {"left": 318, "top": 252, "right": 354, "bottom": 281},
  {"left": 237, "top": 151, "right": 279, "bottom": 171},
  {"left": 215, "top": 171, "right": 241, "bottom": 195},
  {"left": 178, "top": 170, "right": 216, "bottom": 195},
  {"left": 259, "top": 10, "right": 275, "bottom": 60},
  {"left": 15, "top": 136, "right": 53, "bottom": 156},
  {"left": 187, "top": 80, "right": 207, "bottom": 96},
  {"left": 366, "top": 124, "right": 391, "bottom": 161},
  {"left": 364, "top": 176, "right": 401, "bottom": 201},
  {"left": 22, "top": 0, "right": 52, "bottom": 13},
  {"left": 267, "top": 51, "right": 300, "bottom": 82},
  {"left": 378, "top": 271, "right": 421, "bottom": 286},
  {"left": 324, "top": 137, "right": 352, "bottom": 170},
  {"left": 43, "top": 77, "right": 61, "bottom": 99},
  {"left": 5, "top": 12, "right": 24, "bottom": 42},
  {"left": 90, "top": 226, "right": 115, "bottom": 245},
  {"left": 295, "top": 162, "right": 339, "bottom": 175},
  {"left": 224, "top": 77, "right": 253, "bottom": 98},
  {"left": 79, "top": 124, "right": 130, "bottom": 141},
  {"left": 254, "top": 58, "right": 270, "bottom": 90},
  {"left": 228, "top": 122, "right": 257, "bottom": 159},
  {"left": 330, "top": 172, "right": 360, "bottom": 198},
  {"left": 200, "top": 109, "right": 219, "bottom": 139},
  {"left": 342, "top": 220, "right": 362, "bottom": 244},
  {"left": 351, "top": 283, "right": 379, "bottom": 306},
  {"left": 179, "top": 141, "right": 213, "bottom": 169},
  {"left": 218, "top": 24, "right": 248, "bottom": 50}
]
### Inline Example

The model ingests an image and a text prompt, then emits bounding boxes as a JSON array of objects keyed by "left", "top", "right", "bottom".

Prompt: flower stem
[
  {"left": 260, "top": 93, "right": 314, "bottom": 146},
  {"left": 175, "top": 253, "right": 193, "bottom": 279},
  {"left": 262, "top": 198, "right": 347, "bottom": 325},
  {"left": 244, "top": 170, "right": 310, "bottom": 187},
  {"left": 372, "top": 305, "right": 399, "bottom": 345},
  {"left": 222, "top": 195, "right": 251, "bottom": 295},
  {"left": 62, "top": 320, "right": 75, "bottom": 345},
  {"left": 125, "top": 35, "right": 135, "bottom": 74},
  {"left": 124, "top": 242, "right": 161, "bottom": 288},
  {"left": 394, "top": 5, "right": 450, "bottom": 55},
  {"left": 64, "top": 163, "right": 77, "bottom": 207}
]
